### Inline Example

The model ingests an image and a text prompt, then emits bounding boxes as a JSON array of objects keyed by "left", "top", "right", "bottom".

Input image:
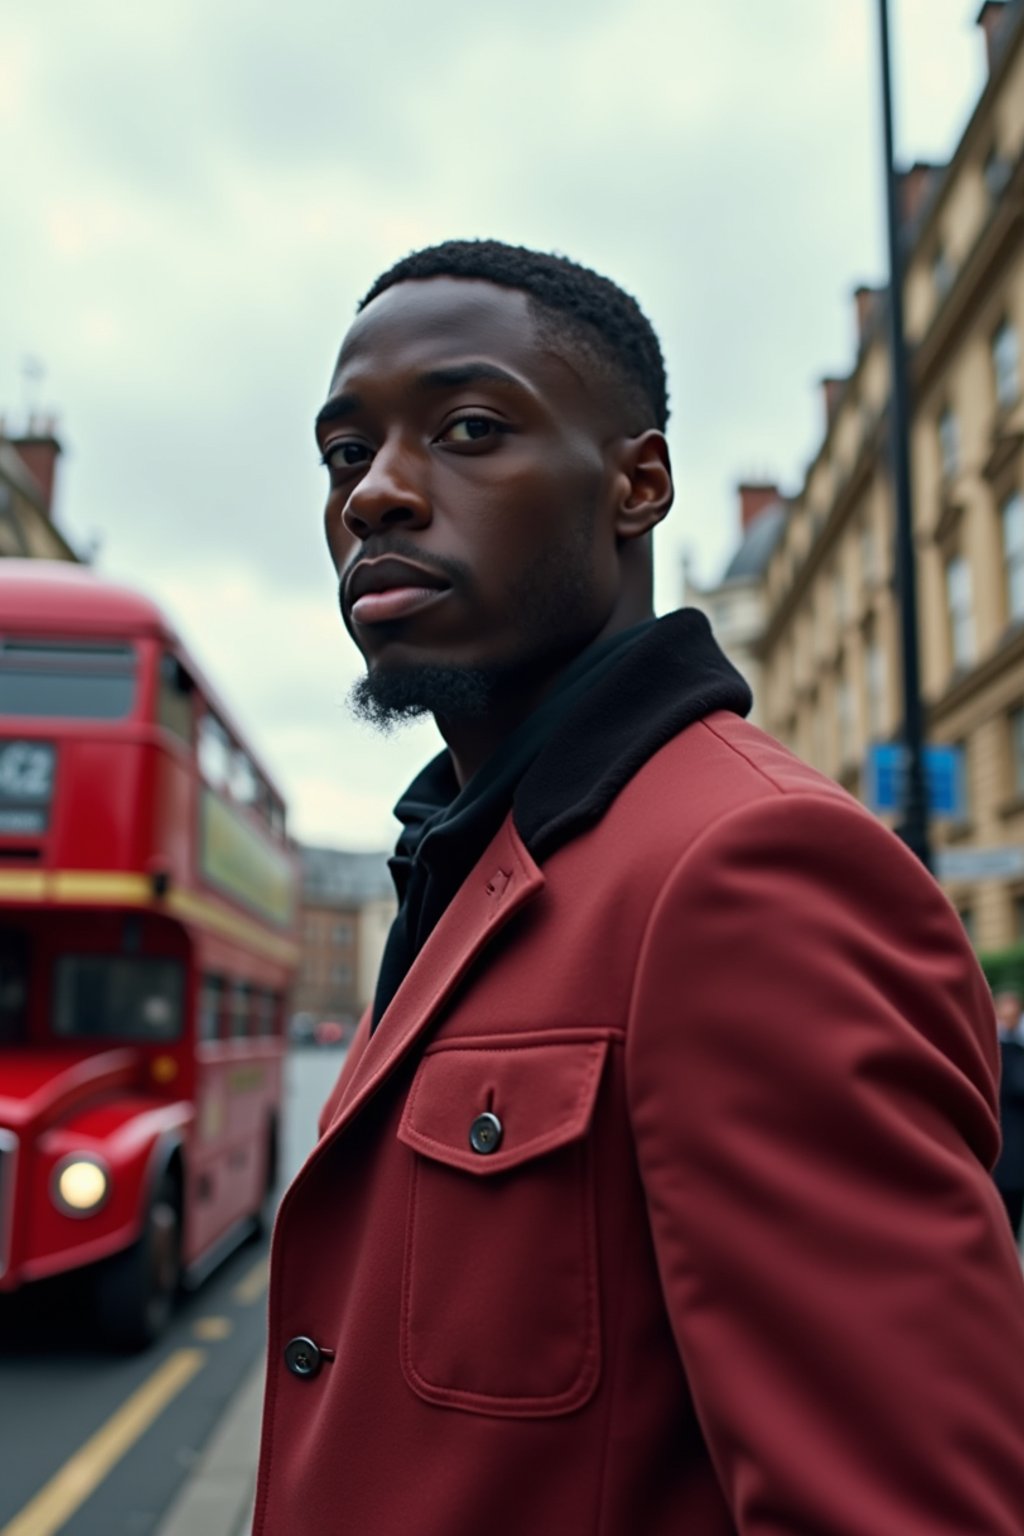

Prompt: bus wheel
[{"left": 96, "top": 1176, "right": 182, "bottom": 1350}]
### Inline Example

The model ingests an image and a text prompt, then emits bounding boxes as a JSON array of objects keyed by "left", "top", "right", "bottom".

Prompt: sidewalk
[{"left": 155, "top": 1362, "right": 263, "bottom": 1536}]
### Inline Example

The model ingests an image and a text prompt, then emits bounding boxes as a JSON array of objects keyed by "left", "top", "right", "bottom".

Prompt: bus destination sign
[{"left": 0, "top": 740, "right": 56, "bottom": 834}]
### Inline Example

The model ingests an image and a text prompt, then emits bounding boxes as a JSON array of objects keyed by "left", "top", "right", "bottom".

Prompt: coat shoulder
[{"left": 613, "top": 709, "right": 864, "bottom": 854}]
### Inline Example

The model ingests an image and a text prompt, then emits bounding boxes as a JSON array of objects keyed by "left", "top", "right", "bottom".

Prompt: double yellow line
[
  {"left": 0, "top": 1351, "right": 204, "bottom": 1536},
  {"left": 0, "top": 1254, "right": 269, "bottom": 1536}
]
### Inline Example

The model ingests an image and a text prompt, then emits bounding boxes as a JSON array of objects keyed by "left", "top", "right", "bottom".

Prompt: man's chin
[{"left": 349, "top": 663, "right": 494, "bottom": 732}]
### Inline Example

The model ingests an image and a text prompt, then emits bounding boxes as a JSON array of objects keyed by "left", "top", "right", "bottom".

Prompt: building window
[
  {"left": 945, "top": 553, "right": 974, "bottom": 670},
  {"left": 866, "top": 639, "right": 886, "bottom": 737},
  {"left": 331, "top": 963, "right": 352, "bottom": 987},
  {"left": 837, "top": 672, "right": 855, "bottom": 765},
  {"left": 938, "top": 405, "right": 959, "bottom": 480},
  {"left": 931, "top": 244, "right": 954, "bottom": 301},
  {"left": 1010, "top": 706, "right": 1024, "bottom": 798},
  {"left": 1014, "top": 892, "right": 1024, "bottom": 941},
  {"left": 992, "top": 318, "right": 1020, "bottom": 411},
  {"left": 332, "top": 920, "right": 353, "bottom": 946},
  {"left": 860, "top": 516, "right": 877, "bottom": 586},
  {"left": 1002, "top": 490, "right": 1024, "bottom": 623},
  {"left": 984, "top": 144, "right": 1011, "bottom": 201},
  {"left": 833, "top": 562, "right": 847, "bottom": 626}
]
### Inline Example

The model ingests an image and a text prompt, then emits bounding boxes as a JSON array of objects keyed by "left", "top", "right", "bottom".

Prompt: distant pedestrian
[{"left": 994, "top": 989, "right": 1024, "bottom": 1242}]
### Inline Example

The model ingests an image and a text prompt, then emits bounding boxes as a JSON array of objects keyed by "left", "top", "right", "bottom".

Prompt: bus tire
[{"left": 95, "top": 1175, "right": 182, "bottom": 1350}]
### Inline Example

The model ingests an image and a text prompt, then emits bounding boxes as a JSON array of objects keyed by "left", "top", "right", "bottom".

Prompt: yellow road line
[
  {"left": 192, "top": 1315, "right": 233, "bottom": 1341},
  {"left": 0, "top": 1348, "right": 205, "bottom": 1536},
  {"left": 232, "top": 1256, "right": 269, "bottom": 1306}
]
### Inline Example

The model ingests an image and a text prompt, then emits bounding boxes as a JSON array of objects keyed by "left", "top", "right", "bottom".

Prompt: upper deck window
[
  {"left": 0, "top": 641, "right": 136, "bottom": 720},
  {"left": 198, "top": 713, "right": 231, "bottom": 787}
]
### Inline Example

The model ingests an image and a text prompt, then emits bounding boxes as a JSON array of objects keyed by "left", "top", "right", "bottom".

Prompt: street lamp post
[{"left": 877, "top": 0, "right": 932, "bottom": 871}]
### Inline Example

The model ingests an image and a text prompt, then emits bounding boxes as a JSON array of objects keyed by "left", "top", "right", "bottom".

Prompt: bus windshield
[
  {"left": 0, "top": 640, "right": 137, "bottom": 720},
  {"left": 53, "top": 956, "right": 184, "bottom": 1042}
]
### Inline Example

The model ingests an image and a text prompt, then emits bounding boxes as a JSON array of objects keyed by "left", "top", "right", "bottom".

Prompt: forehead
[{"left": 329, "top": 277, "right": 586, "bottom": 405}]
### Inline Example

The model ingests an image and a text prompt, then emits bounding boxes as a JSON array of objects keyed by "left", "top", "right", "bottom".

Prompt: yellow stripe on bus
[
  {"left": 0, "top": 871, "right": 47, "bottom": 899},
  {"left": 0, "top": 869, "right": 299, "bottom": 964},
  {"left": 0, "top": 1348, "right": 205, "bottom": 1536},
  {"left": 51, "top": 872, "right": 150, "bottom": 903}
]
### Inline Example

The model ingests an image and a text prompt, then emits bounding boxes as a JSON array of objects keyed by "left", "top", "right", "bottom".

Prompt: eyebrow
[{"left": 314, "top": 361, "right": 530, "bottom": 435}]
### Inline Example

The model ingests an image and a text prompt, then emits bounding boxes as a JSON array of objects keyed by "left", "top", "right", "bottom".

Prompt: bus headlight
[{"left": 52, "top": 1155, "right": 110, "bottom": 1217}]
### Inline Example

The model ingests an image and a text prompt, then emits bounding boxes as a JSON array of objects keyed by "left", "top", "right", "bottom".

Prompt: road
[{"left": 0, "top": 1046, "right": 346, "bottom": 1536}]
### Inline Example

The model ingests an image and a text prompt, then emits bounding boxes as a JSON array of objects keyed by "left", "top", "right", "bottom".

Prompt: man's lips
[{"left": 345, "top": 556, "right": 452, "bottom": 627}]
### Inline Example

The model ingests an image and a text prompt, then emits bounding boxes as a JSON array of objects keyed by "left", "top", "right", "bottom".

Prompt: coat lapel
[{"left": 321, "top": 813, "right": 544, "bottom": 1141}]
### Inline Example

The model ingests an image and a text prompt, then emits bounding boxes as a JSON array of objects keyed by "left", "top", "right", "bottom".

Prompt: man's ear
[{"left": 613, "top": 431, "right": 674, "bottom": 541}]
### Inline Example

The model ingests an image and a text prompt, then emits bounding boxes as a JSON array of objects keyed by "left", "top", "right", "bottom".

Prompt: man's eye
[
  {"left": 441, "top": 417, "right": 502, "bottom": 444},
  {"left": 321, "top": 440, "right": 371, "bottom": 470}
]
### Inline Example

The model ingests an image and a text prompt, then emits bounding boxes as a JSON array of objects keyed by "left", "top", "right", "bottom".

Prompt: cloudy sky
[{"left": 2, "top": 0, "right": 989, "bottom": 849}]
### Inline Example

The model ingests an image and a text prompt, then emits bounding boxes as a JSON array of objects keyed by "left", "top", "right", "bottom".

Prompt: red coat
[{"left": 254, "top": 714, "right": 1024, "bottom": 1534}]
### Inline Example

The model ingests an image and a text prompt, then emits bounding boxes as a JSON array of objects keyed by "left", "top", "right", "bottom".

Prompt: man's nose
[{"left": 341, "top": 443, "right": 431, "bottom": 541}]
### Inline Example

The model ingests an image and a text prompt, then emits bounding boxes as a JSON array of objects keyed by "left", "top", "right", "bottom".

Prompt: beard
[{"left": 349, "top": 663, "right": 495, "bottom": 730}]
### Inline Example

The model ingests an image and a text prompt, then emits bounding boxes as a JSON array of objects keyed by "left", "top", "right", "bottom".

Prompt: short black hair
[{"left": 358, "top": 239, "right": 669, "bottom": 433}]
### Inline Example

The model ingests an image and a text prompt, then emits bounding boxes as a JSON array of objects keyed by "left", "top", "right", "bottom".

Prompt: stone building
[
  {"left": 683, "top": 483, "right": 786, "bottom": 728},
  {"left": 0, "top": 419, "right": 78, "bottom": 561},
  {"left": 293, "top": 845, "right": 395, "bottom": 1026},
  {"left": 755, "top": 0, "right": 1024, "bottom": 951}
]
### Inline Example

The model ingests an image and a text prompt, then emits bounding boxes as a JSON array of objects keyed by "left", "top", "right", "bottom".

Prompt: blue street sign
[{"left": 865, "top": 742, "right": 966, "bottom": 820}]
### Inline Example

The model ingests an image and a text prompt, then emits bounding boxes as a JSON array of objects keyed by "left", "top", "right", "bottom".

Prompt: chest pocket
[{"left": 397, "top": 1035, "right": 609, "bottom": 1418}]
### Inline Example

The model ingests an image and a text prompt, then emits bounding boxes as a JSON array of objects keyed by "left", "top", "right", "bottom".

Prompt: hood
[{"left": 0, "top": 1046, "right": 142, "bottom": 1132}]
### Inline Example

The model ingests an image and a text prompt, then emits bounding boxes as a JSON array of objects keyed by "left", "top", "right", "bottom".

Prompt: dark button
[
  {"left": 284, "top": 1335, "right": 323, "bottom": 1379},
  {"left": 469, "top": 1111, "right": 503, "bottom": 1155}
]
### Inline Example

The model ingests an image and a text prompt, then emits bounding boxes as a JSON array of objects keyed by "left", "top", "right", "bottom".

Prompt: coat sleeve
[{"left": 626, "top": 790, "right": 1024, "bottom": 1535}]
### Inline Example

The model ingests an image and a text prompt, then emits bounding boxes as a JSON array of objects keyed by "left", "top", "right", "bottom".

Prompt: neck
[{"left": 437, "top": 602, "right": 654, "bottom": 786}]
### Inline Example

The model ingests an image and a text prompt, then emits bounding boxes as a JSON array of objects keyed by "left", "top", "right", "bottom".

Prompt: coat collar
[{"left": 321, "top": 815, "right": 544, "bottom": 1141}]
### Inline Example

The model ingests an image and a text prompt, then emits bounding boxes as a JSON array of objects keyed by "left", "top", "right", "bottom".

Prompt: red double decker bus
[{"left": 0, "top": 560, "right": 298, "bottom": 1346}]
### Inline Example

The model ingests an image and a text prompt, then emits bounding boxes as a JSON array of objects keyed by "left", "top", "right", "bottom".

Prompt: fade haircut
[{"left": 358, "top": 239, "right": 669, "bottom": 434}]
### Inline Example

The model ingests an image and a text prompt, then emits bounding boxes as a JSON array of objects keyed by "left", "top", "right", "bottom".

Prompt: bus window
[
  {"left": 198, "top": 714, "right": 231, "bottom": 788},
  {"left": 0, "top": 928, "right": 29, "bottom": 1043},
  {"left": 0, "top": 640, "right": 136, "bottom": 720},
  {"left": 158, "top": 654, "right": 194, "bottom": 744},
  {"left": 199, "top": 975, "right": 224, "bottom": 1041},
  {"left": 229, "top": 981, "right": 250, "bottom": 1039},
  {"left": 53, "top": 956, "right": 183, "bottom": 1041},
  {"left": 230, "top": 750, "right": 258, "bottom": 808},
  {"left": 255, "top": 988, "right": 276, "bottom": 1037}
]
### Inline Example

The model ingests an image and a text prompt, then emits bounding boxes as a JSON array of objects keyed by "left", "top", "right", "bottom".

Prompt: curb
[{"left": 155, "top": 1361, "right": 263, "bottom": 1536}]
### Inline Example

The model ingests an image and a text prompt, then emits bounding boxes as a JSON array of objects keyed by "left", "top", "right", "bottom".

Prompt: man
[
  {"left": 255, "top": 240, "right": 1024, "bottom": 1534},
  {"left": 994, "top": 988, "right": 1024, "bottom": 1243}
]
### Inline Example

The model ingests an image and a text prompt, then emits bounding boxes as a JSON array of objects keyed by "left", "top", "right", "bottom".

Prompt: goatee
[{"left": 349, "top": 665, "right": 494, "bottom": 732}]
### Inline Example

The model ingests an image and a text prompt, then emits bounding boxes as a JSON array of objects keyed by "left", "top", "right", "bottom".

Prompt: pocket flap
[{"left": 397, "top": 1037, "right": 610, "bottom": 1176}]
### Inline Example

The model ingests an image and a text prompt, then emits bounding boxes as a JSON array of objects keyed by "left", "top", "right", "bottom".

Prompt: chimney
[
  {"left": 8, "top": 416, "right": 62, "bottom": 518},
  {"left": 821, "top": 376, "right": 846, "bottom": 427},
  {"left": 853, "top": 284, "right": 882, "bottom": 347},
  {"left": 976, "top": 1, "right": 1010, "bottom": 71},
  {"left": 898, "top": 161, "right": 941, "bottom": 226},
  {"left": 737, "top": 482, "right": 780, "bottom": 533}
]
